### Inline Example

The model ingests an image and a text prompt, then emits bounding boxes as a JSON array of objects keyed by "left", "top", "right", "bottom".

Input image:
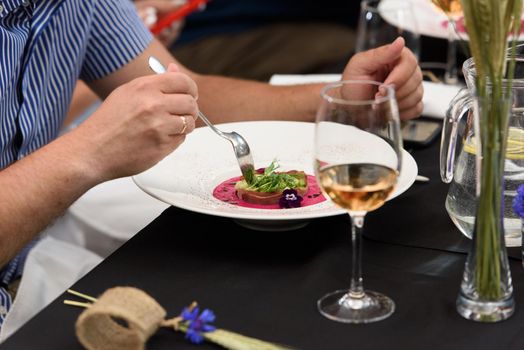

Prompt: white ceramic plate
[
  {"left": 380, "top": 0, "right": 524, "bottom": 41},
  {"left": 380, "top": 0, "right": 451, "bottom": 40},
  {"left": 133, "top": 121, "right": 418, "bottom": 230}
]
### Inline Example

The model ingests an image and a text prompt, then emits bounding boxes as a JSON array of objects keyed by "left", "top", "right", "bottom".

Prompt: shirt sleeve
[{"left": 80, "top": 0, "right": 153, "bottom": 81}]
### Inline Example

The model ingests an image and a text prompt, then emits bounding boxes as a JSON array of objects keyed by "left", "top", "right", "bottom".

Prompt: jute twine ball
[{"left": 75, "top": 287, "right": 166, "bottom": 350}]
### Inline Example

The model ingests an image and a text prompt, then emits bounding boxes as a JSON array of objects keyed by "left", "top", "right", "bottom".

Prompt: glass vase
[{"left": 456, "top": 95, "right": 515, "bottom": 322}]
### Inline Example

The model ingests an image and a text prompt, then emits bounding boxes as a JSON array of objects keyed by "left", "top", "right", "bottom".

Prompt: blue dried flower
[
  {"left": 279, "top": 189, "right": 303, "bottom": 209},
  {"left": 181, "top": 306, "right": 216, "bottom": 344},
  {"left": 513, "top": 184, "right": 524, "bottom": 219}
]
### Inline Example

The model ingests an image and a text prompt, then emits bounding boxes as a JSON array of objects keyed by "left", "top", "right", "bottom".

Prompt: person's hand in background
[
  {"left": 135, "top": 0, "right": 187, "bottom": 46},
  {"left": 342, "top": 37, "right": 423, "bottom": 120}
]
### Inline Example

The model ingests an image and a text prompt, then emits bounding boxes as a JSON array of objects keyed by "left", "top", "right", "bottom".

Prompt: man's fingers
[
  {"left": 370, "top": 36, "right": 405, "bottom": 66},
  {"left": 167, "top": 62, "right": 179, "bottom": 73},
  {"left": 143, "top": 72, "right": 198, "bottom": 98},
  {"left": 399, "top": 101, "right": 424, "bottom": 120},
  {"left": 160, "top": 93, "right": 198, "bottom": 117},
  {"left": 383, "top": 48, "right": 419, "bottom": 88},
  {"left": 165, "top": 63, "right": 199, "bottom": 100},
  {"left": 394, "top": 67, "right": 423, "bottom": 100},
  {"left": 397, "top": 84, "right": 424, "bottom": 111},
  {"left": 166, "top": 115, "right": 195, "bottom": 136},
  {"left": 354, "top": 37, "right": 405, "bottom": 72}
]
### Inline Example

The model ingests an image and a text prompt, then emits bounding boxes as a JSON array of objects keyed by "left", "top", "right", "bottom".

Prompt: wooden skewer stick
[
  {"left": 67, "top": 289, "right": 97, "bottom": 302},
  {"left": 63, "top": 300, "right": 92, "bottom": 308}
]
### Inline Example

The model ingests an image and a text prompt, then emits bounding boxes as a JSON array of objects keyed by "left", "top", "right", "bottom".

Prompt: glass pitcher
[{"left": 440, "top": 53, "right": 524, "bottom": 247}]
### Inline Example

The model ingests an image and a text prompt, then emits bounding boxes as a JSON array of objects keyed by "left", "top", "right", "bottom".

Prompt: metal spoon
[{"left": 148, "top": 56, "right": 255, "bottom": 182}]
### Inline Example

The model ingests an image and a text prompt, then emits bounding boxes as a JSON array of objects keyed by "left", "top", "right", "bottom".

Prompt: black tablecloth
[{"left": 2, "top": 134, "right": 524, "bottom": 350}]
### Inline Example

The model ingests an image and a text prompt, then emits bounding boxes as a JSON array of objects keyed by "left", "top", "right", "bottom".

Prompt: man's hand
[
  {"left": 73, "top": 63, "right": 198, "bottom": 182},
  {"left": 342, "top": 37, "right": 423, "bottom": 120}
]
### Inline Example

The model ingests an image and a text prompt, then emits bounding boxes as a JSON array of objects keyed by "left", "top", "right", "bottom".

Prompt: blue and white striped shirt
[{"left": 0, "top": 0, "right": 153, "bottom": 327}]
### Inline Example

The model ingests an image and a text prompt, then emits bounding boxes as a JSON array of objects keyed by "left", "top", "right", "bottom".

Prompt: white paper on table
[{"left": 269, "top": 74, "right": 463, "bottom": 119}]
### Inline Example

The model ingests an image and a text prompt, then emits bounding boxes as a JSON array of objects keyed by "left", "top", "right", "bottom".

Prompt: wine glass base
[{"left": 317, "top": 289, "right": 395, "bottom": 323}]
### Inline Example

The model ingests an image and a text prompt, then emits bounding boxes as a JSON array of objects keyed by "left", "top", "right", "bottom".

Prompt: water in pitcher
[{"left": 445, "top": 126, "right": 524, "bottom": 246}]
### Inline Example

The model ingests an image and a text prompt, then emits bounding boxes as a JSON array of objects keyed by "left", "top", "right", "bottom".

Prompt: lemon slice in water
[{"left": 463, "top": 127, "right": 524, "bottom": 160}]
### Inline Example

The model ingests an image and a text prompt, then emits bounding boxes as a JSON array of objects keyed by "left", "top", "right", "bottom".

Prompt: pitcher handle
[{"left": 439, "top": 87, "right": 472, "bottom": 183}]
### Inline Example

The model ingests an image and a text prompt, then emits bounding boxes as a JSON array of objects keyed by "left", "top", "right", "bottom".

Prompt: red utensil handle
[{"left": 150, "top": 0, "right": 209, "bottom": 35}]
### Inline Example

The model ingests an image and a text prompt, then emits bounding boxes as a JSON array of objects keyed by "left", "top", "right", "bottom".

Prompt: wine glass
[
  {"left": 356, "top": 0, "right": 420, "bottom": 60},
  {"left": 429, "top": 0, "right": 463, "bottom": 85},
  {"left": 314, "top": 80, "right": 403, "bottom": 323}
]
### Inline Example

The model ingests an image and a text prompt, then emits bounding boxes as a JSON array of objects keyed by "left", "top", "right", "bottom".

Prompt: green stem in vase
[
  {"left": 460, "top": 0, "right": 522, "bottom": 302},
  {"left": 475, "top": 94, "right": 510, "bottom": 300}
]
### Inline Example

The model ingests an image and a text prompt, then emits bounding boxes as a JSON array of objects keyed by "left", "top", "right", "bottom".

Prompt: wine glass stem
[
  {"left": 445, "top": 19, "right": 458, "bottom": 85},
  {"left": 349, "top": 214, "right": 365, "bottom": 298}
]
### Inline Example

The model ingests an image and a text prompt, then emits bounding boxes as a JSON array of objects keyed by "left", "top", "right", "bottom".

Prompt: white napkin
[
  {"left": 421, "top": 81, "right": 463, "bottom": 119},
  {"left": 269, "top": 74, "right": 463, "bottom": 119},
  {"left": 67, "top": 177, "right": 169, "bottom": 255},
  {"left": 0, "top": 227, "right": 102, "bottom": 343},
  {"left": 269, "top": 74, "right": 339, "bottom": 85}
]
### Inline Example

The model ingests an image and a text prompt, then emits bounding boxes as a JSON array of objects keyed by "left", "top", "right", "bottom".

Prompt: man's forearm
[
  {"left": 0, "top": 132, "right": 99, "bottom": 267},
  {"left": 193, "top": 73, "right": 324, "bottom": 125},
  {"left": 89, "top": 39, "right": 325, "bottom": 126}
]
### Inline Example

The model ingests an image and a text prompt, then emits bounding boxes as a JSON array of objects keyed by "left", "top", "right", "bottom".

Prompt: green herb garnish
[
  {"left": 244, "top": 167, "right": 255, "bottom": 185},
  {"left": 244, "top": 160, "right": 305, "bottom": 193}
]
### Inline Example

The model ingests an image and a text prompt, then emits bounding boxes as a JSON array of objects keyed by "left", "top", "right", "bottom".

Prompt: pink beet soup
[{"left": 212, "top": 174, "right": 326, "bottom": 209}]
